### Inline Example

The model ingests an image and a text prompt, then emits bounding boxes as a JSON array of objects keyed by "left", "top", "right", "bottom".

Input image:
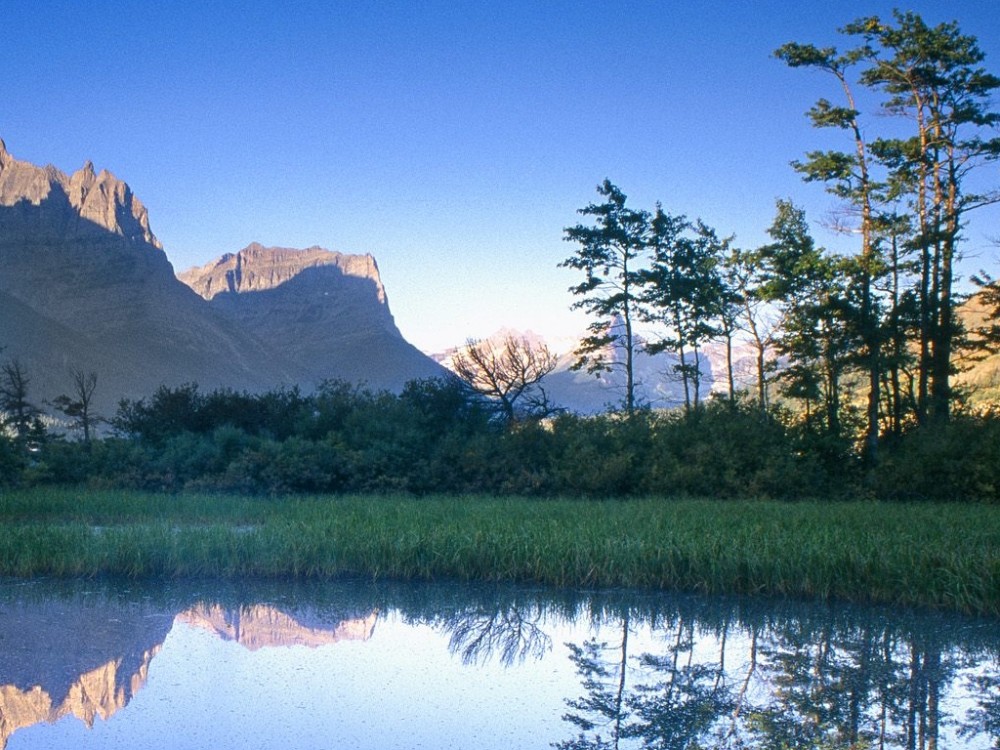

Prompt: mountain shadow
[
  {"left": 179, "top": 243, "right": 447, "bottom": 392},
  {"left": 0, "top": 143, "right": 444, "bottom": 416}
]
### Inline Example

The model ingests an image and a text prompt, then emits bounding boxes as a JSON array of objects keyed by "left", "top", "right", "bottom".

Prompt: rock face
[
  {"left": 179, "top": 243, "right": 444, "bottom": 390},
  {"left": 0, "top": 142, "right": 443, "bottom": 415},
  {"left": 179, "top": 243, "right": 387, "bottom": 302},
  {"left": 0, "top": 140, "right": 158, "bottom": 247}
]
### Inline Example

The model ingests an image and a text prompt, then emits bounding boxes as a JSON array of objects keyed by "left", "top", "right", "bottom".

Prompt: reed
[{"left": 0, "top": 489, "right": 995, "bottom": 616}]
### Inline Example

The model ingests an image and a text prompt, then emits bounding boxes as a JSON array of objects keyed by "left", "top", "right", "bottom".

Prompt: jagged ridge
[{"left": 0, "top": 141, "right": 444, "bottom": 415}]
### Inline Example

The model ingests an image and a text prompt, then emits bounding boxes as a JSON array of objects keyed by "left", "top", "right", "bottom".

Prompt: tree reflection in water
[
  {"left": 551, "top": 594, "right": 999, "bottom": 749},
  {"left": 0, "top": 581, "right": 994, "bottom": 749},
  {"left": 438, "top": 602, "right": 552, "bottom": 666}
]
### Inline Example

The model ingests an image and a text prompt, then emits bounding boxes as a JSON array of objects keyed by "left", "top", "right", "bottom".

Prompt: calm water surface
[{"left": 0, "top": 578, "right": 995, "bottom": 749}]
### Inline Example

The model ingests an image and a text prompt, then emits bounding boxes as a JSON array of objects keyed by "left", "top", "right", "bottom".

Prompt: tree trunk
[{"left": 725, "top": 327, "right": 736, "bottom": 404}]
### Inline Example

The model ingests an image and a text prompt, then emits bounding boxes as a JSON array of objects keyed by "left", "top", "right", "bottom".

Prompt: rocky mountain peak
[
  {"left": 176, "top": 604, "right": 378, "bottom": 651},
  {"left": 179, "top": 243, "right": 387, "bottom": 303},
  {"left": 1, "top": 143, "right": 446, "bottom": 406},
  {"left": 176, "top": 242, "right": 445, "bottom": 390},
  {"left": 0, "top": 141, "right": 161, "bottom": 249}
]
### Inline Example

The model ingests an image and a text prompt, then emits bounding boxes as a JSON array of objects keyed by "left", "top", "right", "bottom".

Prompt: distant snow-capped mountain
[{"left": 436, "top": 319, "right": 755, "bottom": 414}]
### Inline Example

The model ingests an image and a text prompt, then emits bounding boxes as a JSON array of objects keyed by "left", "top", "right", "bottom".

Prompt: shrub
[{"left": 875, "top": 412, "right": 1000, "bottom": 502}]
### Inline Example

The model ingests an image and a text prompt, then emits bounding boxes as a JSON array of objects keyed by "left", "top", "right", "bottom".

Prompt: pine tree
[{"left": 561, "top": 180, "right": 650, "bottom": 415}]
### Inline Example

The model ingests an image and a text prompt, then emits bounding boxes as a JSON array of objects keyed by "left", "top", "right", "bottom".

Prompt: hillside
[
  {"left": 179, "top": 243, "right": 444, "bottom": 391},
  {"left": 0, "top": 141, "right": 444, "bottom": 417}
]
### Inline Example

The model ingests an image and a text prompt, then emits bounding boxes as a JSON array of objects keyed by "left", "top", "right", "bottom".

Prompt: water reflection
[
  {"left": 0, "top": 580, "right": 994, "bottom": 749},
  {"left": 0, "top": 582, "right": 173, "bottom": 747},
  {"left": 177, "top": 603, "right": 377, "bottom": 651},
  {"left": 556, "top": 596, "right": 1000, "bottom": 750}
]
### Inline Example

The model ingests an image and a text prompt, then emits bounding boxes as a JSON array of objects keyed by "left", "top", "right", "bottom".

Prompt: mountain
[
  {"left": 435, "top": 318, "right": 773, "bottom": 414},
  {"left": 0, "top": 141, "right": 443, "bottom": 416},
  {"left": 547, "top": 320, "right": 726, "bottom": 413},
  {"left": 179, "top": 243, "right": 445, "bottom": 391},
  {"left": 0, "top": 589, "right": 175, "bottom": 749},
  {"left": 0, "top": 589, "right": 378, "bottom": 748},
  {"left": 956, "top": 291, "right": 1000, "bottom": 404},
  {"left": 436, "top": 320, "right": 723, "bottom": 414}
]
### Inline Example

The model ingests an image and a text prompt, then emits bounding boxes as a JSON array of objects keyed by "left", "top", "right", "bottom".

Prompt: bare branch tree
[
  {"left": 451, "top": 334, "right": 559, "bottom": 422},
  {"left": 50, "top": 368, "right": 102, "bottom": 443}
]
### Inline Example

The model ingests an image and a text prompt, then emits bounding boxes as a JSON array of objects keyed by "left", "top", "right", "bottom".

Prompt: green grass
[{"left": 0, "top": 488, "right": 997, "bottom": 617}]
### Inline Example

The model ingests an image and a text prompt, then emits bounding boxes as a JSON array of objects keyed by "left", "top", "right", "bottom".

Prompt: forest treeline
[
  {"left": 4, "top": 11, "right": 1000, "bottom": 501},
  {"left": 558, "top": 11, "right": 1000, "bottom": 469},
  {"left": 2, "top": 378, "right": 1000, "bottom": 501}
]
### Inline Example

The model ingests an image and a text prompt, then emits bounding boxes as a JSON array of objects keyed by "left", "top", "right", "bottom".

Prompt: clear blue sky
[{"left": 3, "top": 1, "right": 999, "bottom": 353}]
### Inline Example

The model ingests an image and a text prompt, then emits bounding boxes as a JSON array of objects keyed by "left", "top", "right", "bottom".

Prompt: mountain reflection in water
[
  {"left": 0, "top": 581, "right": 377, "bottom": 748},
  {"left": 0, "top": 580, "right": 995, "bottom": 749}
]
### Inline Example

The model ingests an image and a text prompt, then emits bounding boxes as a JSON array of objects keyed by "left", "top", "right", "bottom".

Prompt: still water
[{"left": 0, "top": 578, "right": 995, "bottom": 749}]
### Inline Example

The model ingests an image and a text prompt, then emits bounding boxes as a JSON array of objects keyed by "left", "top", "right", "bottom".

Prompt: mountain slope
[
  {"left": 0, "top": 142, "right": 443, "bottom": 416},
  {"left": 956, "top": 291, "right": 1000, "bottom": 404},
  {"left": 179, "top": 243, "right": 446, "bottom": 391},
  {"left": 0, "top": 140, "right": 293, "bottom": 414}
]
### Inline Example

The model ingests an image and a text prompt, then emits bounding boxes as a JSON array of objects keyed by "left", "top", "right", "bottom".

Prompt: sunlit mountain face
[
  {"left": 0, "top": 142, "right": 444, "bottom": 417},
  {"left": 176, "top": 603, "right": 378, "bottom": 652}
]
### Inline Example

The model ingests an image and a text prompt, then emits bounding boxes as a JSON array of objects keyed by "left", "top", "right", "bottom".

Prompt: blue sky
[{"left": 3, "top": 1, "right": 999, "bottom": 352}]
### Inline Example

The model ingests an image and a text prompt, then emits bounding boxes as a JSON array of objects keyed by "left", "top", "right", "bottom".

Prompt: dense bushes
[
  {"left": 873, "top": 410, "right": 1000, "bottom": 501},
  {"left": 2, "top": 378, "right": 999, "bottom": 501}
]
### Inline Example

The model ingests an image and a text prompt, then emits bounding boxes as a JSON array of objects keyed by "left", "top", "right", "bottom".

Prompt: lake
[{"left": 0, "top": 578, "right": 995, "bottom": 749}]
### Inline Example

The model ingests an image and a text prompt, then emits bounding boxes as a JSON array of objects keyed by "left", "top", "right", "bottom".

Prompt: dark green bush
[
  {"left": 874, "top": 411, "right": 1000, "bottom": 502},
  {"left": 0, "top": 437, "right": 24, "bottom": 485},
  {"left": 643, "top": 400, "right": 835, "bottom": 499},
  {"left": 17, "top": 379, "right": 1000, "bottom": 501}
]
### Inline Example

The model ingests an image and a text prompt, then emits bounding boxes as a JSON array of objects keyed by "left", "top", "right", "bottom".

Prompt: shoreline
[{"left": 0, "top": 489, "right": 996, "bottom": 617}]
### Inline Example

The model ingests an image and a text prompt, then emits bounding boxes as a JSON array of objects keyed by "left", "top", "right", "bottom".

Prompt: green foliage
[
  {"left": 548, "top": 413, "right": 652, "bottom": 497},
  {"left": 875, "top": 411, "right": 1000, "bottom": 501},
  {"left": 642, "top": 212, "right": 730, "bottom": 410},
  {"left": 561, "top": 180, "right": 650, "bottom": 413},
  {"left": 0, "top": 434, "right": 26, "bottom": 485},
  {"left": 10, "top": 377, "right": 998, "bottom": 502},
  {"left": 758, "top": 200, "right": 855, "bottom": 438},
  {"left": 0, "top": 489, "right": 995, "bottom": 616},
  {"left": 778, "top": 10, "right": 1000, "bottom": 433},
  {"left": 645, "top": 399, "right": 835, "bottom": 499},
  {"left": 114, "top": 383, "right": 311, "bottom": 443}
]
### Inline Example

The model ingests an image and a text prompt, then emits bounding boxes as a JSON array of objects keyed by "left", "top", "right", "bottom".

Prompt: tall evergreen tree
[
  {"left": 849, "top": 10, "right": 1000, "bottom": 424},
  {"left": 561, "top": 180, "right": 650, "bottom": 415},
  {"left": 641, "top": 210, "right": 727, "bottom": 412},
  {"left": 716, "top": 245, "right": 751, "bottom": 405},
  {"left": 775, "top": 38, "right": 885, "bottom": 463},
  {"left": 758, "top": 201, "right": 853, "bottom": 438},
  {"left": 722, "top": 246, "right": 777, "bottom": 410}
]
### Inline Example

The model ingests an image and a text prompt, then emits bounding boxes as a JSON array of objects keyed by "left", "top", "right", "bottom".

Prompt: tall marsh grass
[{"left": 0, "top": 489, "right": 996, "bottom": 616}]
